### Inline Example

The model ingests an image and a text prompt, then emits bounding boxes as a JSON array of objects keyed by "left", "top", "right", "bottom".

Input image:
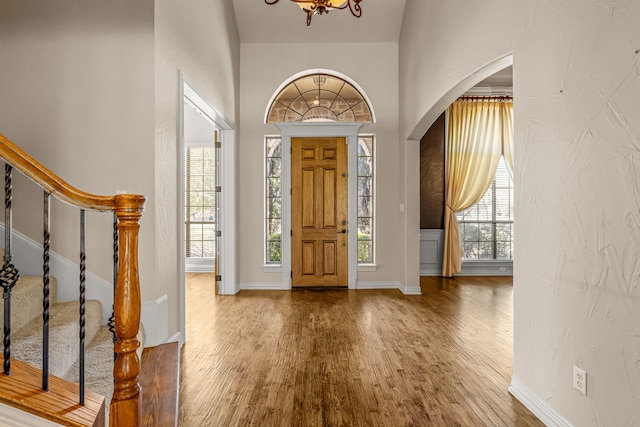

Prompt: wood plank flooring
[
  {"left": 140, "top": 341, "right": 180, "bottom": 426},
  {"left": 179, "top": 274, "right": 543, "bottom": 427}
]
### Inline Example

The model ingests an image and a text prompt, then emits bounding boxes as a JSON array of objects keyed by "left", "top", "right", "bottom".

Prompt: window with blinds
[
  {"left": 185, "top": 146, "right": 216, "bottom": 258},
  {"left": 456, "top": 156, "right": 514, "bottom": 260}
]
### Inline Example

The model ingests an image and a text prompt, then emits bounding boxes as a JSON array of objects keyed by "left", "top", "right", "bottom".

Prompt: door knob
[{"left": 340, "top": 229, "right": 347, "bottom": 234}]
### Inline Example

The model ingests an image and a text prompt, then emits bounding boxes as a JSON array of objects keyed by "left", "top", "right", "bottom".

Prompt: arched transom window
[{"left": 266, "top": 73, "right": 374, "bottom": 123}]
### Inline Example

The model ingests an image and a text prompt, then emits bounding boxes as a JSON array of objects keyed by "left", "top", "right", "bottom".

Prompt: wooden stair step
[
  {"left": 0, "top": 358, "right": 105, "bottom": 427},
  {"left": 139, "top": 342, "right": 180, "bottom": 427}
]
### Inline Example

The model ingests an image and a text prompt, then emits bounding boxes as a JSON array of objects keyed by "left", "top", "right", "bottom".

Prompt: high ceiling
[
  {"left": 232, "top": 1, "right": 512, "bottom": 88},
  {"left": 233, "top": 0, "right": 407, "bottom": 44}
]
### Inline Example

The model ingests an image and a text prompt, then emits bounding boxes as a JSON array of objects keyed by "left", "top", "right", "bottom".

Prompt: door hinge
[
  {"left": 215, "top": 141, "right": 222, "bottom": 149},
  {"left": 215, "top": 275, "right": 222, "bottom": 282},
  {"left": 290, "top": 229, "right": 292, "bottom": 236},
  {"left": 215, "top": 186, "right": 222, "bottom": 193},
  {"left": 215, "top": 230, "right": 222, "bottom": 237}
]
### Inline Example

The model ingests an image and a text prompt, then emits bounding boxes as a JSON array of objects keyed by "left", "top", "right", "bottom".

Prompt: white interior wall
[
  {"left": 0, "top": 0, "right": 241, "bottom": 344},
  {"left": 399, "top": 1, "right": 514, "bottom": 141},
  {"left": 512, "top": 2, "right": 640, "bottom": 425},
  {"left": 400, "top": 0, "right": 640, "bottom": 425},
  {"left": 0, "top": 0, "right": 156, "bottom": 301},
  {"left": 155, "top": 0, "right": 240, "bottom": 340},
  {"left": 238, "top": 42, "right": 401, "bottom": 287}
]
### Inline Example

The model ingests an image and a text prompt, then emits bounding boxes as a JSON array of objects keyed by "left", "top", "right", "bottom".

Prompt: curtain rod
[{"left": 457, "top": 95, "right": 513, "bottom": 101}]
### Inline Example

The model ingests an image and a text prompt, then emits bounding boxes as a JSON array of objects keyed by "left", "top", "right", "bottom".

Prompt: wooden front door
[{"left": 291, "top": 137, "right": 348, "bottom": 287}]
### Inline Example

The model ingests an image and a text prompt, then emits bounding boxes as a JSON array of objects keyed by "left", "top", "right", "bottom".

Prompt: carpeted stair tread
[
  {"left": 65, "top": 326, "right": 115, "bottom": 401},
  {"left": 10, "top": 300, "right": 102, "bottom": 378},
  {"left": 0, "top": 275, "right": 58, "bottom": 333}
]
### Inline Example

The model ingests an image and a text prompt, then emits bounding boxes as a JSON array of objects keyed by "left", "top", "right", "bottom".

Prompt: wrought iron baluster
[
  {"left": 110, "top": 213, "right": 118, "bottom": 361},
  {"left": 42, "top": 191, "right": 51, "bottom": 390},
  {"left": 1, "top": 164, "right": 20, "bottom": 375},
  {"left": 109, "top": 215, "right": 117, "bottom": 340},
  {"left": 79, "top": 209, "right": 86, "bottom": 406}
]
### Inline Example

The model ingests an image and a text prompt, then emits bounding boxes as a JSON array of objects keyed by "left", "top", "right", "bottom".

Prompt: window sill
[
  {"left": 263, "top": 264, "right": 282, "bottom": 273},
  {"left": 358, "top": 264, "right": 378, "bottom": 272}
]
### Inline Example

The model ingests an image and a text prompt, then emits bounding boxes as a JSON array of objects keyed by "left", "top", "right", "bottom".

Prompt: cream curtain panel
[
  {"left": 502, "top": 101, "right": 514, "bottom": 176},
  {"left": 442, "top": 99, "right": 514, "bottom": 277}
]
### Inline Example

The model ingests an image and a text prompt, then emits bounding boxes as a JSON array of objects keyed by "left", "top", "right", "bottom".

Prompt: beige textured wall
[
  {"left": 0, "top": 0, "right": 240, "bottom": 343},
  {"left": 400, "top": 0, "right": 640, "bottom": 424},
  {"left": 238, "top": 42, "right": 401, "bottom": 286},
  {"left": 513, "top": 1, "right": 640, "bottom": 424},
  {"left": 0, "top": 0, "right": 155, "bottom": 291}
]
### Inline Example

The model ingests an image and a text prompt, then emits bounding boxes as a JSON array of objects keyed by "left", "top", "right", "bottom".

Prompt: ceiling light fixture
[{"left": 265, "top": 0, "right": 363, "bottom": 27}]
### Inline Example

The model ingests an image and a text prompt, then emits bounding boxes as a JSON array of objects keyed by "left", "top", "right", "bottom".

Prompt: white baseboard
[
  {"left": 400, "top": 284, "right": 422, "bottom": 295},
  {"left": 238, "top": 281, "right": 421, "bottom": 294},
  {"left": 141, "top": 294, "right": 168, "bottom": 347},
  {"left": 185, "top": 257, "right": 214, "bottom": 273},
  {"left": 509, "top": 377, "right": 573, "bottom": 427},
  {"left": 356, "top": 281, "right": 400, "bottom": 290},
  {"left": 358, "top": 281, "right": 422, "bottom": 295},
  {"left": 239, "top": 282, "right": 289, "bottom": 291},
  {"left": 167, "top": 331, "right": 183, "bottom": 348}
]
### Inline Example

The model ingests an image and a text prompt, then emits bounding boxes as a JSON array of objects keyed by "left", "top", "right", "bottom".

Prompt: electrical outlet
[
  {"left": 499, "top": 267, "right": 506, "bottom": 272},
  {"left": 573, "top": 365, "right": 587, "bottom": 395}
]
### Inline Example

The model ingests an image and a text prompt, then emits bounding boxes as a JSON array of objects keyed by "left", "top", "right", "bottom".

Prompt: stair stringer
[
  {"left": 0, "top": 402, "right": 64, "bottom": 426},
  {"left": 0, "top": 223, "right": 113, "bottom": 326}
]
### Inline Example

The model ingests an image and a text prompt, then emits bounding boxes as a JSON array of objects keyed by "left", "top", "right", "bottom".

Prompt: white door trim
[
  {"left": 179, "top": 73, "right": 237, "bottom": 346},
  {"left": 276, "top": 122, "right": 363, "bottom": 289}
]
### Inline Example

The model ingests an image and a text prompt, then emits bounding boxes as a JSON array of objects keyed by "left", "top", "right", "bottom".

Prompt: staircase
[
  {"left": 0, "top": 133, "right": 148, "bottom": 426},
  {"left": 0, "top": 260, "right": 111, "bottom": 426},
  {"left": 2, "top": 266, "right": 112, "bottom": 389}
]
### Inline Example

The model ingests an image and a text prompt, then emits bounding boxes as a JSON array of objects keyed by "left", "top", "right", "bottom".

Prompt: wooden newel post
[{"left": 110, "top": 194, "right": 146, "bottom": 427}]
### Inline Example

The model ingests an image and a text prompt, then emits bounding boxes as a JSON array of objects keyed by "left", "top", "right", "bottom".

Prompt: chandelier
[{"left": 265, "top": 0, "right": 364, "bottom": 27}]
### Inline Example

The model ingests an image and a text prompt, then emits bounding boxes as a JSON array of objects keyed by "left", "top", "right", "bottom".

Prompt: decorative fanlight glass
[{"left": 266, "top": 73, "right": 373, "bottom": 124}]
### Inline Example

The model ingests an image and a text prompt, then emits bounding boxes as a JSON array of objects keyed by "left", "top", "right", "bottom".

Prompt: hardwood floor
[{"left": 179, "top": 274, "right": 543, "bottom": 427}]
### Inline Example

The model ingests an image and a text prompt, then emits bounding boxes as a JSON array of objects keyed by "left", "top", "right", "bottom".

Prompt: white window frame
[
  {"left": 456, "top": 156, "right": 514, "bottom": 261},
  {"left": 356, "top": 134, "right": 376, "bottom": 267},
  {"left": 264, "top": 135, "right": 283, "bottom": 268},
  {"left": 263, "top": 132, "right": 378, "bottom": 272},
  {"left": 270, "top": 123, "right": 363, "bottom": 289}
]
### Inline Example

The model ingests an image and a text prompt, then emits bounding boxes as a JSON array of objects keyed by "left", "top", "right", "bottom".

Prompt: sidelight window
[
  {"left": 264, "top": 135, "right": 375, "bottom": 265},
  {"left": 357, "top": 135, "right": 375, "bottom": 264},
  {"left": 265, "top": 136, "right": 283, "bottom": 264}
]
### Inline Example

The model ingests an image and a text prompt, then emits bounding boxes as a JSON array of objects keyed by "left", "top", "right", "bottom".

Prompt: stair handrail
[
  {"left": 0, "top": 134, "right": 115, "bottom": 211},
  {"left": 0, "top": 133, "right": 146, "bottom": 426}
]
